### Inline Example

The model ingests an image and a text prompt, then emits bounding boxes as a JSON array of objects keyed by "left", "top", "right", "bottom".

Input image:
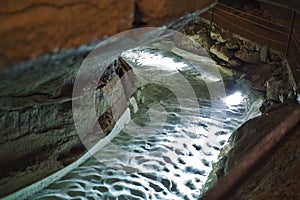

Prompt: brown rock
[
  {"left": 242, "top": 39, "right": 256, "bottom": 51},
  {"left": 272, "top": 67, "right": 285, "bottom": 76},
  {"left": 228, "top": 58, "right": 242, "bottom": 67},
  {"left": 225, "top": 38, "right": 240, "bottom": 50},
  {"left": 0, "top": 0, "right": 135, "bottom": 67},
  {"left": 260, "top": 45, "right": 268, "bottom": 63},
  {"left": 224, "top": 103, "right": 300, "bottom": 200},
  {"left": 190, "top": 34, "right": 213, "bottom": 52},
  {"left": 251, "top": 63, "right": 273, "bottom": 91},
  {"left": 136, "top": 0, "right": 217, "bottom": 26},
  {"left": 210, "top": 44, "right": 234, "bottom": 62},
  {"left": 180, "top": 18, "right": 213, "bottom": 51},
  {"left": 210, "top": 26, "right": 227, "bottom": 43},
  {"left": 235, "top": 49, "right": 261, "bottom": 64},
  {"left": 265, "top": 77, "right": 284, "bottom": 102}
]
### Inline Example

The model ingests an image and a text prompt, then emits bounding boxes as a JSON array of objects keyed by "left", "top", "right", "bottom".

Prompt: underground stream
[{"left": 23, "top": 46, "right": 262, "bottom": 200}]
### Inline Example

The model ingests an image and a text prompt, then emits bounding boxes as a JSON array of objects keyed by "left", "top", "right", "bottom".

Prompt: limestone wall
[{"left": 0, "top": 54, "right": 136, "bottom": 197}]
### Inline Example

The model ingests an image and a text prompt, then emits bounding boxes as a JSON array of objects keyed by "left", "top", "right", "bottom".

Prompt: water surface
[{"left": 30, "top": 47, "right": 262, "bottom": 200}]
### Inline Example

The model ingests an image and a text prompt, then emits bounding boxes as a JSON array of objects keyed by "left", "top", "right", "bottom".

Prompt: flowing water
[{"left": 28, "top": 47, "right": 262, "bottom": 200}]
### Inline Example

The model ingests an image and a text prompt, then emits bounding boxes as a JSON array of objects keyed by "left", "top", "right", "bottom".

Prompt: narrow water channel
[{"left": 29, "top": 45, "right": 262, "bottom": 200}]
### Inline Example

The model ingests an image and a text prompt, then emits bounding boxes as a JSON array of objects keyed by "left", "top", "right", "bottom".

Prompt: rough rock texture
[
  {"left": 234, "top": 49, "right": 260, "bottom": 64},
  {"left": 210, "top": 43, "right": 234, "bottom": 62},
  {"left": 216, "top": 103, "right": 300, "bottom": 200},
  {"left": 0, "top": 0, "right": 217, "bottom": 67},
  {"left": 0, "top": 48, "right": 136, "bottom": 197},
  {"left": 181, "top": 2, "right": 300, "bottom": 199},
  {"left": 135, "top": 0, "right": 215, "bottom": 26},
  {"left": 181, "top": 17, "right": 295, "bottom": 103},
  {"left": 0, "top": 0, "right": 135, "bottom": 67}
]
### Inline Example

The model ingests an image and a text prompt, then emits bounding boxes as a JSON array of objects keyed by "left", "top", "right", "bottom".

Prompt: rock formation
[
  {"left": 0, "top": 53, "right": 136, "bottom": 197},
  {"left": 0, "top": 0, "right": 214, "bottom": 67},
  {"left": 180, "top": 17, "right": 295, "bottom": 104}
]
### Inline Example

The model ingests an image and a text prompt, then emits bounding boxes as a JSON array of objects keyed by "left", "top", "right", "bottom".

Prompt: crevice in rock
[{"left": 132, "top": 1, "right": 148, "bottom": 28}]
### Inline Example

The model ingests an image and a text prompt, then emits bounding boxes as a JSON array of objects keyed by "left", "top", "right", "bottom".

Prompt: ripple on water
[{"left": 29, "top": 48, "right": 262, "bottom": 200}]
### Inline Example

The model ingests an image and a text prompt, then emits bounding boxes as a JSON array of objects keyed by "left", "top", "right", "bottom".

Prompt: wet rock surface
[{"left": 0, "top": 47, "right": 135, "bottom": 197}]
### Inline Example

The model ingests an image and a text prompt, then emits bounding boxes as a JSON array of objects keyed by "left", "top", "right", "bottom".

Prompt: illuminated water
[{"left": 28, "top": 48, "right": 262, "bottom": 200}]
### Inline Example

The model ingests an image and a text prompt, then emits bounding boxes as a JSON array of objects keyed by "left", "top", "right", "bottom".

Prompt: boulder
[
  {"left": 260, "top": 45, "right": 268, "bottom": 63},
  {"left": 265, "top": 77, "right": 285, "bottom": 102},
  {"left": 235, "top": 49, "right": 261, "bottom": 64},
  {"left": 242, "top": 39, "right": 258, "bottom": 51},
  {"left": 228, "top": 58, "right": 242, "bottom": 67},
  {"left": 190, "top": 34, "right": 214, "bottom": 52},
  {"left": 225, "top": 38, "right": 240, "bottom": 50},
  {"left": 251, "top": 63, "right": 273, "bottom": 91},
  {"left": 210, "top": 44, "right": 234, "bottom": 62},
  {"left": 211, "top": 26, "right": 227, "bottom": 43}
]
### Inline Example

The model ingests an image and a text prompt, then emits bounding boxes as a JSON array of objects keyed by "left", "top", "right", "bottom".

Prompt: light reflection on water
[
  {"left": 223, "top": 91, "right": 244, "bottom": 107},
  {"left": 30, "top": 48, "right": 262, "bottom": 200}
]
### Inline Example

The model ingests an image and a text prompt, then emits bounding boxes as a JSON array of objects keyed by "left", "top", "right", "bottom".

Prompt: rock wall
[
  {"left": 0, "top": 52, "right": 136, "bottom": 197},
  {"left": 181, "top": 17, "right": 295, "bottom": 104},
  {"left": 0, "top": 0, "right": 134, "bottom": 67},
  {"left": 0, "top": 0, "right": 215, "bottom": 67},
  {"left": 217, "top": 103, "right": 300, "bottom": 200},
  {"left": 135, "top": 0, "right": 216, "bottom": 26}
]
